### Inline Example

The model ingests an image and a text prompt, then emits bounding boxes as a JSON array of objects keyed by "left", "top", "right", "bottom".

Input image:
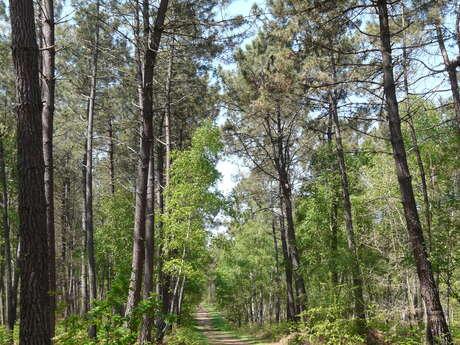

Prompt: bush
[
  {"left": 165, "top": 327, "right": 208, "bottom": 345},
  {"left": 297, "top": 306, "right": 365, "bottom": 345},
  {"left": 54, "top": 295, "right": 159, "bottom": 345},
  {"left": 0, "top": 326, "right": 13, "bottom": 345}
]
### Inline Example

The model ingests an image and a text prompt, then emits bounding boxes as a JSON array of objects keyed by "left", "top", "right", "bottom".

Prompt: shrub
[
  {"left": 297, "top": 306, "right": 364, "bottom": 345},
  {"left": 166, "top": 327, "right": 208, "bottom": 345}
]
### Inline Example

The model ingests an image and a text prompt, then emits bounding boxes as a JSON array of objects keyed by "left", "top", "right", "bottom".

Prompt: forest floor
[{"left": 195, "top": 307, "right": 275, "bottom": 345}]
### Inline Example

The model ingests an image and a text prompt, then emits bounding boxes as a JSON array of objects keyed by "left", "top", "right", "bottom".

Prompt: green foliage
[
  {"left": 212, "top": 213, "right": 277, "bottom": 326},
  {"left": 367, "top": 315, "right": 424, "bottom": 345},
  {"left": 297, "top": 306, "right": 364, "bottom": 345},
  {"left": 0, "top": 326, "right": 13, "bottom": 345},
  {"left": 165, "top": 326, "right": 209, "bottom": 345},
  {"left": 54, "top": 295, "right": 159, "bottom": 345},
  {"left": 95, "top": 187, "right": 134, "bottom": 300},
  {"left": 161, "top": 122, "right": 224, "bottom": 308}
]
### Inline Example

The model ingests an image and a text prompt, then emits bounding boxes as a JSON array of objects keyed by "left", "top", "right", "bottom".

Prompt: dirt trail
[{"left": 195, "top": 307, "right": 263, "bottom": 345}]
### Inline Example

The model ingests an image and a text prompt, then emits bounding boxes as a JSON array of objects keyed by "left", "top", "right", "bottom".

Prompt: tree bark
[
  {"left": 125, "top": 0, "right": 169, "bottom": 320},
  {"left": 376, "top": 1, "right": 452, "bottom": 344},
  {"left": 10, "top": 0, "right": 51, "bottom": 343},
  {"left": 40, "top": 0, "right": 56, "bottom": 336}
]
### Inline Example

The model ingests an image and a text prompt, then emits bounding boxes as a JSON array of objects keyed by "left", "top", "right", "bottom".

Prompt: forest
[{"left": 1, "top": 0, "right": 460, "bottom": 344}]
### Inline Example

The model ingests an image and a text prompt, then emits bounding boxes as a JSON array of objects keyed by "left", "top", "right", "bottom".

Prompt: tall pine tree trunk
[
  {"left": 275, "top": 107, "right": 307, "bottom": 318},
  {"left": 84, "top": 0, "right": 100, "bottom": 337},
  {"left": 10, "top": 1, "right": 51, "bottom": 344},
  {"left": 278, "top": 192, "right": 296, "bottom": 321},
  {"left": 376, "top": 1, "right": 452, "bottom": 343},
  {"left": 40, "top": 0, "right": 56, "bottom": 336},
  {"left": 125, "top": 0, "right": 169, "bottom": 321}
]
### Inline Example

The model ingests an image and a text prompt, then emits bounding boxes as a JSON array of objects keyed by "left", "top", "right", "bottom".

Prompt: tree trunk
[
  {"left": 177, "top": 276, "right": 185, "bottom": 318},
  {"left": 154, "top": 119, "right": 170, "bottom": 341},
  {"left": 81, "top": 153, "right": 89, "bottom": 316},
  {"left": 61, "top": 176, "right": 71, "bottom": 317},
  {"left": 0, "top": 282, "right": 4, "bottom": 326},
  {"left": 108, "top": 116, "right": 115, "bottom": 195},
  {"left": 376, "top": 1, "right": 452, "bottom": 343},
  {"left": 327, "top": 48, "right": 367, "bottom": 332},
  {"left": 125, "top": 0, "right": 169, "bottom": 320},
  {"left": 271, "top": 216, "right": 281, "bottom": 323},
  {"left": 84, "top": 1, "right": 100, "bottom": 338},
  {"left": 40, "top": 0, "right": 56, "bottom": 337},
  {"left": 10, "top": 0, "right": 51, "bottom": 343},
  {"left": 139, "top": 152, "right": 155, "bottom": 344},
  {"left": 270, "top": 105, "right": 306, "bottom": 318},
  {"left": 0, "top": 139, "right": 14, "bottom": 334},
  {"left": 11, "top": 243, "right": 19, "bottom": 332},
  {"left": 278, "top": 194, "right": 296, "bottom": 321},
  {"left": 327, "top": 104, "right": 339, "bottom": 290},
  {"left": 279, "top": 179, "right": 307, "bottom": 317},
  {"left": 274, "top": 112, "right": 306, "bottom": 318},
  {"left": 329, "top": 89, "right": 367, "bottom": 334},
  {"left": 164, "top": 43, "right": 174, "bottom": 188}
]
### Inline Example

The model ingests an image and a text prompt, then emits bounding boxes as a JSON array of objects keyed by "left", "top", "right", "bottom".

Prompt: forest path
[{"left": 195, "top": 307, "right": 269, "bottom": 345}]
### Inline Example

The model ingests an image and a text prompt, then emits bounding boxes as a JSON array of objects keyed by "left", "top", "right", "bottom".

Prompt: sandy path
[{"left": 195, "top": 308, "right": 257, "bottom": 345}]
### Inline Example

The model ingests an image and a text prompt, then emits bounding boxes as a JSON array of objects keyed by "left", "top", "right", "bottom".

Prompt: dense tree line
[{"left": 0, "top": 0, "right": 459, "bottom": 345}]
